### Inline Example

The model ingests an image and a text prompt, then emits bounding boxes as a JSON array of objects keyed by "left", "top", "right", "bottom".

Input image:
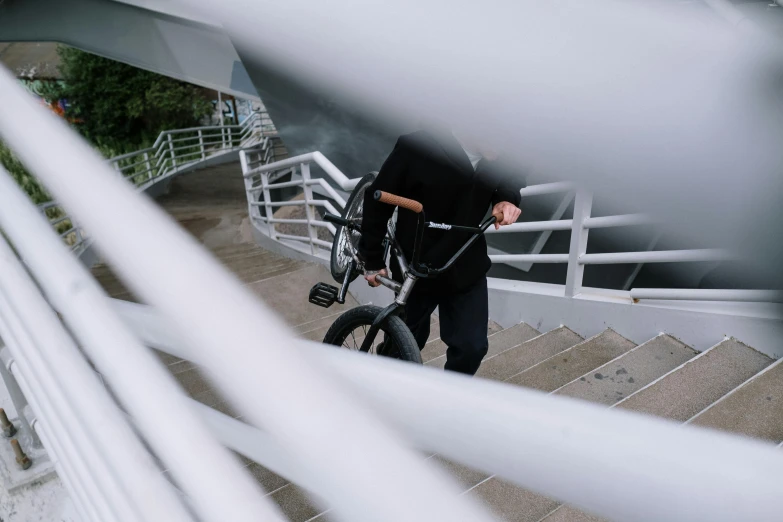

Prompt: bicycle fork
[{"left": 359, "top": 301, "right": 404, "bottom": 355}]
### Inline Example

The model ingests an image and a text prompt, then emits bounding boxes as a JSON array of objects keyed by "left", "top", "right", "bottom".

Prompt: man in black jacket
[{"left": 357, "top": 128, "right": 523, "bottom": 375}]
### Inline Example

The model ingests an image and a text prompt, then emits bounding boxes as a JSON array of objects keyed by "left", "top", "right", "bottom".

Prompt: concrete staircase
[{"left": 92, "top": 164, "right": 783, "bottom": 522}]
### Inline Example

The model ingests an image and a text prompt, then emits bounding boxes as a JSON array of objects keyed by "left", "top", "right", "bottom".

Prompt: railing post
[
  {"left": 227, "top": 127, "right": 233, "bottom": 149},
  {"left": 261, "top": 172, "right": 277, "bottom": 240},
  {"left": 300, "top": 162, "right": 318, "bottom": 255},
  {"left": 144, "top": 151, "right": 152, "bottom": 180},
  {"left": 167, "top": 134, "right": 177, "bottom": 169},
  {"left": 198, "top": 130, "right": 205, "bottom": 160},
  {"left": 0, "top": 348, "right": 41, "bottom": 449},
  {"left": 564, "top": 189, "right": 593, "bottom": 297}
]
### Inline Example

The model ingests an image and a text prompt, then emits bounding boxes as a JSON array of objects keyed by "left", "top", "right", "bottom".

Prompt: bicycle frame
[{"left": 325, "top": 210, "right": 498, "bottom": 355}]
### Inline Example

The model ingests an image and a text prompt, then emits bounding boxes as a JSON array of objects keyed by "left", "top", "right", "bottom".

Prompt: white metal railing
[
  {"left": 240, "top": 153, "right": 775, "bottom": 303},
  {"left": 240, "top": 151, "right": 360, "bottom": 259},
  {"left": 40, "top": 110, "right": 278, "bottom": 254},
  {"left": 2, "top": 59, "right": 783, "bottom": 522}
]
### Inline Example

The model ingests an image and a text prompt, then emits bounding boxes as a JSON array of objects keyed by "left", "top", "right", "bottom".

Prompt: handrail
[
  {"left": 242, "top": 153, "right": 772, "bottom": 303},
  {"left": 244, "top": 150, "right": 360, "bottom": 191},
  {"left": 116, "top": 297, "right": 783, "bottom": 522},
  {"left": 630, "top": 288, "right": 783, "bottom": 303}
]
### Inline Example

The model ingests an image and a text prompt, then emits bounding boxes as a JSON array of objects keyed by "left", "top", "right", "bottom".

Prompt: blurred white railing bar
[
  {"left": 630, "top": 288, "right": 783, "bottom": 303},
  {"left": 0, "top": 64, "right": 496, "bottom": 522},
  {"left": 0, "top": 226, "right": 194, "bottom": 522},
  {"left": 0, "top": 167, "right": 285, "bottom": 522},
  {"left": 580, "top": 249, "right": 732, "bottom": 265}
]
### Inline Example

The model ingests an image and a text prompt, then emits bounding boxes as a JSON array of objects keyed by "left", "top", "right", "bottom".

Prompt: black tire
[
  {"left": 322, "top": 305, "right": 422, "bottom": 364},
  {"left": 330, "top": 172, "right": 377, "bottom": 283}
]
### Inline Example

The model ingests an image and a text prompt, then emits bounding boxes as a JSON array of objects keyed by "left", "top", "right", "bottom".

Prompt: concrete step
[
  {"left": 268, "top": 484, "right": 322, "bottom": 522},
  {"left": 424, "top": 322, "right": 540, "bottom": 369},
  {"left": 555, "top": 334, "right": 697, "bottom": 406},
  {"left": 233, "top": 260, "right": 309, "bottom": 284},
  {"left": 220, "top": 251, "right": 291, "bottom": 272},
  {"left": 489, "top": 336, "right": 698, "bottom": 522},
  {"left": 506, "top": 329, "right": 636, "bottom": 393},
  {"left": 537, "top": 338, "right": 775, "bottom": 522},
  {"left": 476, "top": 327, "right": 584, "bottom": 382},
  {"left": 470, "top": 334, "right": 690, "bottom": 522},
  {"left": 689, "top": 358, "right": 783, "bottom": 443},
  {"left": 616, "top": 338, "right": 773, "bottom": 422},
  {"left": 539, "top": 505, "right": 604, "bottom": 522},
  {"left": 247, "top": 264, "right": 360, "bottom": 327},
  {"left": 210, "top": 242, "right": 267, "bottom": 259},
  {"left": 467, "top": 479, "right": 561, "bottom": 522}
]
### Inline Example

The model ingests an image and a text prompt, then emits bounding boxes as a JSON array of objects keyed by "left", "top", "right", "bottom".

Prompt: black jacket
[{"left": 357, "top": 129, "right": 525, "bottom": 294}]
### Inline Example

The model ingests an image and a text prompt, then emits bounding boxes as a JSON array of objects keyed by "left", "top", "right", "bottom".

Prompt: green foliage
[
  {"left": 43, "top": 46, "right": 214, "bottom": 153},
  {"left": 0, "top": 141, "right": 50, "bottom": 204}
]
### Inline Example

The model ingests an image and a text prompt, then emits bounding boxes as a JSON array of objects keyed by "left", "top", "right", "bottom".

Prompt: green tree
[
  {"left": 43, "top": 46, "right": 213, "bottom": 152},
  {"left": 0, "top": 141, "right": 49, "bottom": 204}
]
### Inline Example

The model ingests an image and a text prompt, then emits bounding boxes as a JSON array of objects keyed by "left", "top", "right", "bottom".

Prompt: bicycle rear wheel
[
  {"left": 330, "top": 172, "right": 376, "bottom": 283},
  {"left": 322, "top": 305, "right": 422, "bottom": 364}
]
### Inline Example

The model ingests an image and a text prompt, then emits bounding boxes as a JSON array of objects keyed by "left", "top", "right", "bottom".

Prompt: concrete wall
[{"left": 0, "top": 0, "right": 259, "bottom": 101}]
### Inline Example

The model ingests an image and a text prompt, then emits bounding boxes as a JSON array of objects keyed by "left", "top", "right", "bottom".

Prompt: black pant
[{"left": 404, "top": 276, "right": 489, "bottom": 375}]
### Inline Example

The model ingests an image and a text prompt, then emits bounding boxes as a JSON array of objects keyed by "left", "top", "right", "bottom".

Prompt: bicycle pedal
[{"left": 309, "top": 282, "right": 339, "bottom": 308}]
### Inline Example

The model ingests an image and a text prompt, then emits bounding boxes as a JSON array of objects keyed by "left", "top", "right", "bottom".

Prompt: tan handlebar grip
[
  {"left": 492, "top": 211, "right": 504, "bottom": 223},
  {"left": 374, "top": 191, "right": 423, "bottom": 214}
]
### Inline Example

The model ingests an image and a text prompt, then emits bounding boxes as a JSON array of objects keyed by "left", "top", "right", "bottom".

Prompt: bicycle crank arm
[{"left": 359, "top": 301, "right": 404, "bottom": 354}]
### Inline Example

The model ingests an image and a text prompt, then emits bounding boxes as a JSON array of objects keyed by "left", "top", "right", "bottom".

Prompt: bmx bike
[{"left": 308, "top": 172, "right": 500, "bottom": 363}]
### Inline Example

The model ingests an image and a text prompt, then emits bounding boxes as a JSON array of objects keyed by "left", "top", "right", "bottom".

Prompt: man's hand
[
  {"left": 492, "top": 201, "right": 522, "bottom": 230},
  {"left": 364, "top": 268, "right": 388, "bottom": 287}
]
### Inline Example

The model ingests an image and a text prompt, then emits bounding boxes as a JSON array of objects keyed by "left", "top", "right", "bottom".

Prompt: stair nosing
[
  {"left": 612, "top": 337, "right": 731, "bottom": 409},
  {"left": 550, "top": 333, "right": 676, "bottom": 396},
  {"left": 684, "top": 356, "right": 783, "bottom": 425},
  {"left": 425, "top": 322, "right": 539, "bottom": 366},
  {"left": 535, "top": 505, "right": 564, "bottom": 522}
]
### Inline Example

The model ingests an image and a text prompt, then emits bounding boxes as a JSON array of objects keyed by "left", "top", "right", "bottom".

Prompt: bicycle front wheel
[{"left": 322, "top": 305, "right": 422, "bottom": 364}]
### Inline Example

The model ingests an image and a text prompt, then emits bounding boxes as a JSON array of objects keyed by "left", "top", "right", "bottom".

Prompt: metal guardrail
[
  {"left": 240, "top": 153, "right": 771, "bottom": 303},
  {"left": 39, "top": 111, "right": 277, "bottom": 254}
]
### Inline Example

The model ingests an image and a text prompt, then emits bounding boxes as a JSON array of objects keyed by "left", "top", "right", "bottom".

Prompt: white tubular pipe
[
  {"left": 489, "top": 254, "right": 569, "bottom": 263},
  {"left": 0, "top": 65, "right": 494, "bottom": 522},
  {"left": 31, "top": 417, "right": 103, "bottom": 522},
  {"left": 580, "top": 249, "right": 733, "bottom": 264},
  {"left": 245, "top": 151, "right": 359, "bottom": 191},
  {"left": 310, "top": 177, "right": 348, "bottom": 207},
  {"left": 485, "top": 219, "right": 572, "bottom": 234},
  {"left": 0, "top": 182, "right": 284, "bottom": 520},
  {"left": 630, "top": 288, "right": 783, "bottom": 303},
  {"left": 0, "top": 231, "right": 194, "bottom": 522},
  {"left": 519, "top": 182, "right": 575, "bottom": 197},
  {"left": 582, "top": 214, "right": 654, "bottom": 229},
  {"left": 116, "top": 303, "right": 783, "bottom": 522},
  {"left": 0, "top": 325, "right": 121, "bottom": 522}
]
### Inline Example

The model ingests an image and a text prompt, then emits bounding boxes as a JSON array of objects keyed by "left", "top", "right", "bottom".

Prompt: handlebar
[{"left": 374, "top": 191, "right": 423, "bottom": 214}]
